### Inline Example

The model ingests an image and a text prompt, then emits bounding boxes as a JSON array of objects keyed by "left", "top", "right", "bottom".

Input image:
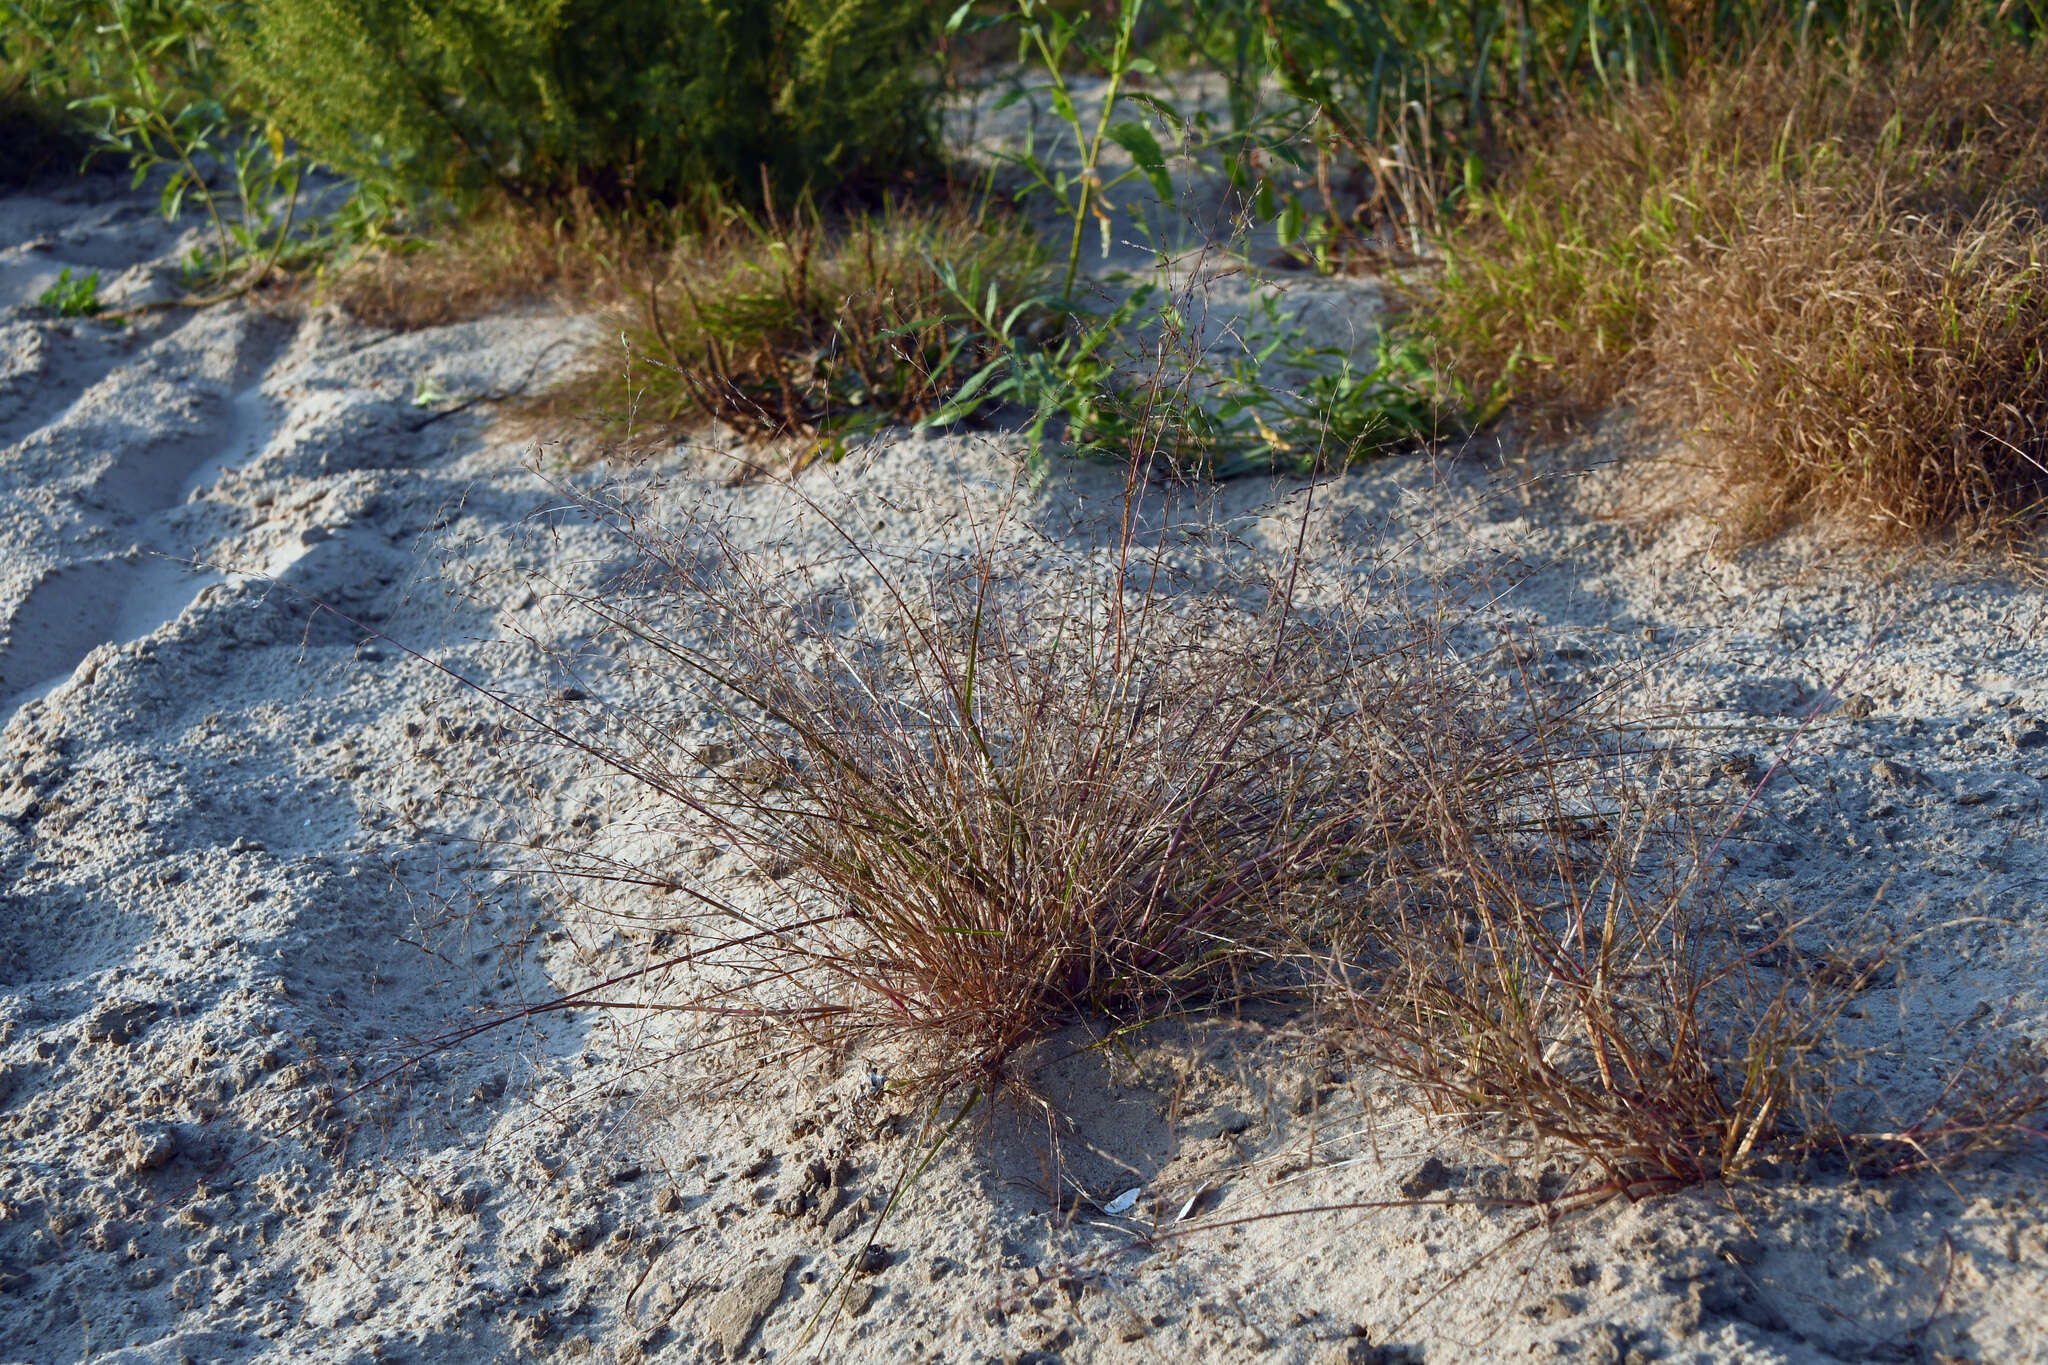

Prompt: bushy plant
[
  {"left": 1425, "top": 29, "right": 2048, "bottom": 536},
  {"left": 5, "top": 0, "right": 312, "bottom": 287},
  {"left": 1144, "top": 0, "right": 2048, "bottom": 267},
  {"left": 230, "top": 0, "right": 942, "bottom": 211},
  {"left": 548, "top": 191, "right": 1050, "bottom": 448}
]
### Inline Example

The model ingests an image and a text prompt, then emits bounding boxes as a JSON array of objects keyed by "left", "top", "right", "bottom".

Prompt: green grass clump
[
  {"left": 1423, "top": 29, "right": 2048, "bottom": 537},
  {"left": 558, "top": 195, "right": 1051, "bottom": 447}
]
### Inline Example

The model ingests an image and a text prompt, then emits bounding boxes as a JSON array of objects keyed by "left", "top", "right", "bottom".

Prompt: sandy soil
[{"left": 1, "top": 167, "right": 2045, "bottom": 1365}]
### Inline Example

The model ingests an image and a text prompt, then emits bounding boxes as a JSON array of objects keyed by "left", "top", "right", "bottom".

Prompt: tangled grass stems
[
  {"left": 327, "top": 190, "right": 670, "bottom": 332},
  {"left": 1317, "top": 689, "right": 2048, "bottom": 1197},
  {"left": 514, "top": 453, "right": 1667, "bottom": 1096},
  {"left": 536, "top": 454, "right": 2045, "bottom": 1194},
  {"left": 1425, "top": 26, "right": 2048, "bottom": 539},
  {"left": 550, "top": 187, "right": 1051, "bottom": 449},
  {"left": 271, "top": 439, "right": 2047, "bottom": 1217}
]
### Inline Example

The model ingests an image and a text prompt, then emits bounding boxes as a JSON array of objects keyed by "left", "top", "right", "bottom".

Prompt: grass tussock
[
  {"left": 494, "top": 464, "right": 2048, "bottom": 1196},
  {"left": 484, "top": 462, "right": 2043, "bottom": 1200},
  {"left": 553, "top": 193, "right": 1049, "bottom": 445},
  {"left": 327, "top": 193, "right": 663, "bottom": 331},
  {"left": 533, "top": 470, "right": 1637, "bottom": 1088},
  {"left": 1649, "top": 198, "right": 2048, "bottom": 536},
  {"left": 1426, "top": 30, "right": 2048, "bottom": 537}
]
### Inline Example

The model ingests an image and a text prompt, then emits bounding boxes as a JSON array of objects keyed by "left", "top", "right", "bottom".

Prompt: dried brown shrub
[
  {"left": 1648, "top": 197, "right": 2048, "bottom": 536},
  {"left": 1425, "top": 28, "right": 2048, "bottom": 538}
]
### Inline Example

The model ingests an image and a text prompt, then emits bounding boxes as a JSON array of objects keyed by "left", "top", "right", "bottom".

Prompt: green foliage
[
  {"left": 563, "top": 193, "right": 1049, "bottom": 450},
  {"left": 3, "top": 0, "right": 231, "bottom": 112},
  {"left": 1137, "top": 0, "right": 2048, "bottom": 266},
  {"left": 5, "top": 0, "right": 312, "bottom": 287},
  {"left": 961, "top": 0, "right": 1177, "bottom": 298},
  {"left": 924, "top": 269, "right": 1456, "bottom": 477},
  {"left": 229, "top": 0, "right": 942, "bottom": 213},
  {"left": 37, "top": 267, "right": 103, "bottom": 316},
  {"left": 930, "top": 0, "right": 1449, "bottom": 476}
]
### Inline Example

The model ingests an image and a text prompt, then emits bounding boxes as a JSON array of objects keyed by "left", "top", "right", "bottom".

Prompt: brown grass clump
[
  {"left": 1326, "top": 845, "right": 2048, "bottom": 1200},
  {"left": 1425, "top": 29, "right": 2048, "bottom": 539},
  {"left": 453, "top": 459, "right": 2048, "bottom": 1196},
  {"left": 1322, "top": 784, "right": 1837, "bottom": 1196},
  {"left": 1649, "top": 198, "right": 2048, "bottom": 537},
  {"left": 520, "top": 466, "right": 1640, "bottom": 1091},
  {"left": 327, "top": 192, "right": 662, "bottom": 331}
]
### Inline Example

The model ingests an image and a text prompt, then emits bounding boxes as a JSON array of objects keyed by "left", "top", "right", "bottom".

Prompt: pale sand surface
[{"left": 1, "top": 170, "right": 2045, "bottom": 1365}]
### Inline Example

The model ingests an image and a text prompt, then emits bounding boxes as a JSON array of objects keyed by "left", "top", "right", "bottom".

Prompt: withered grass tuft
[
  {"left": 527, "top": 464, "right": 1644, "bottom": 1089},
  {"left": 496, "top": 455, "right": 2047, "bottom": 1196},
  {"left": 327, "top": 192, "right": 663, "bottom": 332},
  {"left": 1425, "top": 28, "right": 2048, "bottom": 539}
]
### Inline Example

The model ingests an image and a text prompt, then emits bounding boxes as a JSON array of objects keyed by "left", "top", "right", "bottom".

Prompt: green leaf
[
  {"left": 1120, "top": 92, "right": 1183, "bottom": 129},
  {"left": 924, "top": 360, "right": 1007, "bottom": 426},
  {"left": 1106, "top": 120, "right": 1172, "bottom": 200},
  {"left": 944, "top": 0, "right": 975, "bottom": 35},
  {"left": 874, "top": 314, "right": 953, "bottom": 341},
  {"left": 1278, "top": 195, "right": 1304, "bottom": 245}
]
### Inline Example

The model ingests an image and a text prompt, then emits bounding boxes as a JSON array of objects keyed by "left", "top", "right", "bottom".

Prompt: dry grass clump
[
  {"left": 503, "top": 467, "right": 2044, "bottom": 1189},
  {"left": 525, "top": 470, "right": 1641, "bottom": 1090},
  {"left": 1650, "top": 199, "right": 2048, "bottom": 536},
  {"left": 1327, "top": 844, "right": 2048, "bottom": 1200},
  {"left": 551, "top": 193, "right": 1049, "bottom": 446},
  {"left": 450, "top": 463, "right": 2048, "bottom": 1220},
  {"left": 327, "top": 192, "right": 663, "bottom": 331},
  {"left": 1323, "top": 793, "right": 1830, "bottom": 1196},
  {"left": 1425, "top": 29, "right": 2048, "bottom": 538}
]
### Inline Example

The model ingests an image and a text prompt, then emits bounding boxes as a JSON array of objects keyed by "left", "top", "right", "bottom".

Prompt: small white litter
[{"left": 1101, "top": 1188, "right": 1141, "bottom": 1216}]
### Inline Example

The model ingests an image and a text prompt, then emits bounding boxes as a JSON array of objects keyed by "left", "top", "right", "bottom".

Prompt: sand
[{"left": 1, "top": 165, "right": 2045, "bottom": 1365}]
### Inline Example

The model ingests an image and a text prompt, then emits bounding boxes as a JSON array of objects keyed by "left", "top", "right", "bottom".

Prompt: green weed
[
  {"left": 36, "top": 267, "right": 103, "bottom": 317},
  {"left": 231, "top": 0, "right": 942, "bottom": 212}
]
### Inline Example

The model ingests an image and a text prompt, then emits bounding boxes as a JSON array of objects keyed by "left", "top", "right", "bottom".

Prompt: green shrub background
[{"left": 228, "top": 0, "right": 940, "bottom": 209}]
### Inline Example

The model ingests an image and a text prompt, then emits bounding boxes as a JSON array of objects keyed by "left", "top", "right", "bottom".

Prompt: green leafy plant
[
  {"left": 230, "top": 0, "right": 943, "bottom": 213},
  {"left": 920, "top": 256, "right": 1457, "bottom": 475},
  {"left": 919, "top": 265, "right": 1151, "bottom": 461},
  {"left": 962, "top": 0, "right": 1180, "bottom": 298},
  {"left": 921, "top": 1, "right": 1450, "bottom": 475},
  {"left": 5, "top": 1, "right": 310, "bottom": 290},
  {"left": 36, "top": 267, "right": 104, "bottom": 317}
]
